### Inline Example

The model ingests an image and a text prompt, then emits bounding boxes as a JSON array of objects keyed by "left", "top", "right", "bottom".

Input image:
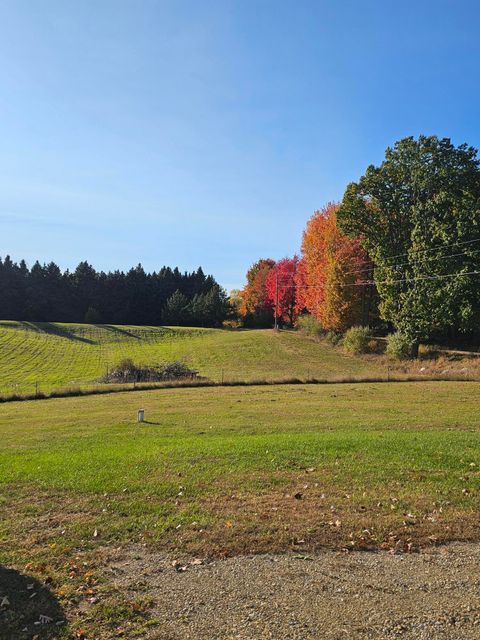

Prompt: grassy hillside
[{"left": 0, "top": 321, "right": 385, "bottom": 393}]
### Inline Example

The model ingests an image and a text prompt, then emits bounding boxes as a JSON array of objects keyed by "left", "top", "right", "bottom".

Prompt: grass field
[
  {"left": 1, "top": 381, "right": 479, "bottom": 557},
  {"left": 1, "top": 380, "right": 480, "bottom": 637},
  {"left": 1, "top": 325, "right": 480, "bottom": 637},
  {"left": 0, "top": 321, "right": 386, "bottom": 394}
]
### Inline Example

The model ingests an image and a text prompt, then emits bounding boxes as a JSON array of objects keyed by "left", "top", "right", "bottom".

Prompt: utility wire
[
  {"left": 362, "top": 236, "right": 480, "bottom": 262},
  {"left": 272, "top": 243, "right": 480, "bottom": 282},
  {"left": 341, "top": 245, "right": 480, "bottom": 278},
  {"left": 273, "top": 270, "right": 480, "bottom": 289},
  {"left": 268, "top": 240, "right": 480, "bottom": 291},
  {"left": 359, "top": 270, "right": 480, "bottom": 287}
]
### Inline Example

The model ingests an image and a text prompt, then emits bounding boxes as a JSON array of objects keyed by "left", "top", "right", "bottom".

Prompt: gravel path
[{"left": 107, "top": 542, "right": 480, "bottom": 639}]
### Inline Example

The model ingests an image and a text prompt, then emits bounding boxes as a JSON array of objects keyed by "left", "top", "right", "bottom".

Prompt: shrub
[
  {"left": 342, "top": 326, "right": 371, "bottom": 355},
  {"left": 296, "top": 314, "right": 324, "bottom": 338},
  {"left": 223, "top": 319, "right": 242, "bottom": 329},
  {"left": 386, "top": 332, "right": 414, "bottom": 360},
  {"left": 101, "top": 358, "right": 199, "bottom": 383},
  {"left": 325, "top": 330, "right": 342, "bottom": 346}
]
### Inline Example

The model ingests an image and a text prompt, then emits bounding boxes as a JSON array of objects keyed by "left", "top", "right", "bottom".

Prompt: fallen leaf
[{"left": 171, "top": 560, "right": 187, "bottom": 572}]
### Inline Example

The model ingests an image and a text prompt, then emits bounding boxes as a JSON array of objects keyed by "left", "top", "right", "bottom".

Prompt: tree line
[
  {"left": 0, "top": 258, "right": 229, "bottom": 327},
  {"left": 238, "top": 136, "right": 480, "bottom": 352}
]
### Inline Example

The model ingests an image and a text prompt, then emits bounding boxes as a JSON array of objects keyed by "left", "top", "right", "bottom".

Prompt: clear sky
[{"left": 1, "top": 1, "right": 479, "bottom": 291}]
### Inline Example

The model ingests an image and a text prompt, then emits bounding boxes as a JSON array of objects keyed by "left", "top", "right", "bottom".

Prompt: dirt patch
[
  {"left": 95, "top": 541, "right": 480, "bottom": 639},
  {"left": 182, "top": 488, "right": 480, "bottom": 557}
]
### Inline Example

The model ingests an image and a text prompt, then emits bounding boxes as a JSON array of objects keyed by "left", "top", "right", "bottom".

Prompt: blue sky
[{"left": 1, "top": 0, "right": 479, "bottom": 291}]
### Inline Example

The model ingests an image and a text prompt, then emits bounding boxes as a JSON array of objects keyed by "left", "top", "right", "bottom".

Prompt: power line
[
  {"left": 271, "top": 239, "right": 480, "bottom": 283},
  {"left": 359, "top": 269, "right": 480, "bottom": 287},
  {"left": 341, "top": 242, "right": 480, "bottom": 278},
  {"left": 263, "top": 237, "right": 480, "bottom": 289},
  {"left": 272, "top": 243, "right": 480, "bottom": 282},
  {"left": 272, "top": 269, "right": 480, "bottom": 290},
  {"left": 268, "top": 243, "right": 480, "bottom": 292},
  {"left": 368, "top": 236, "right": 480, "bottom": 262}
]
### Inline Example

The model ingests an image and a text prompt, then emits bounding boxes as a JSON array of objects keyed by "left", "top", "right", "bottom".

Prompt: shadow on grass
[
  {"left": 19, "top": 321, "right": 95, "bottom": 345},
  {"left": 0, "top": 565, "right": 66, "bottom": 639},
  {"left": 101, "top": 324, "right": 141, "bottom": 339}
]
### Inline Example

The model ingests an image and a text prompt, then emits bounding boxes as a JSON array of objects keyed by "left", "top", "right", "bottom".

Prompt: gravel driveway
[{"left": 107, "top": 542, "right": 480, "bottom": 639}]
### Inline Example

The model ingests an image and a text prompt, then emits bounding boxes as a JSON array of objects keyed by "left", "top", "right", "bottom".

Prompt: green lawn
[
  {"left": 1, "top": 380, "right": 479, "bottom": 638},
  {"left": 0, "top": 321, "right": 385, "bottom": 394},
  {"left": 1, "top": 381, "right": 479, "bottom": 559}
]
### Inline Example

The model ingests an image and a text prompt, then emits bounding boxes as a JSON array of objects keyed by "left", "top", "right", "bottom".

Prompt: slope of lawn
[
  {"left": 1, "top": 380, "right": 479, "bottom": 638},
  {"left": 0, "top": 321, "right": 385, "bottom": 394}
]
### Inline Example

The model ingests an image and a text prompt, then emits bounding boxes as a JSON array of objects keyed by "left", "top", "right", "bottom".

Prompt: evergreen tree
[
  {"left": 0, "top": 257, "right": 226, "bottom": 327},
  {"left": 190, "top": 284, "right": 229, "bottom": 327},
  {"left": 162, "top": 290, "right": 191, "bottom": 325}
]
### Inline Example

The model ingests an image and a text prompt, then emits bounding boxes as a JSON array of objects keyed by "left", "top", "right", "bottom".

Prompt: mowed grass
[
  {"left": 1, "top": 381, "right": 479, "bottom": 565},
  {"left": 0, "top": 321, "right": 385, "bottom": 394},
  {"left": 1, "top": 381, "right": 480, "bottom": 638}
]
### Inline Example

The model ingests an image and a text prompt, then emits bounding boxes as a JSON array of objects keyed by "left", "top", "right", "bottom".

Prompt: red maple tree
[{"left": 265, "top": 256, "right": 299, "bottom": 326}]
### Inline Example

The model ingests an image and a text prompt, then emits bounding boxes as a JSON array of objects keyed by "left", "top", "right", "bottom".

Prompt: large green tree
[{"left": 338, "top": 136, "right": 480, "bottom": 350}]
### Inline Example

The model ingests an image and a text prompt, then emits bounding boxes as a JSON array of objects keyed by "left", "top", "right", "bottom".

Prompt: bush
[
  {"left": 222, "top": 319, "right": 242, "bottom": 329},
  {"left": 386, "top": 332, "right": 414, "bottom": 360},
  {"left": 296, "top": 314, "right": 324, "bottom": 338},
  {"left": 101, "top": 358, "right": 199, "bottom": 383},
  {"left": 325, "top": 330, "right": 342, "bottom": 346},
  {"left": 342, "top": 326, "right": 371, "bottom": 354}
]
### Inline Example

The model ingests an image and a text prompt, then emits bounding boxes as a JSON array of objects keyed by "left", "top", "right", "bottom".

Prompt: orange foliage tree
[
  {"left": 239, "top": 258, "right": 275, "bottom": 327},
  {"left": 296, "top": 203, "right": 374, "bottom": 331}
]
